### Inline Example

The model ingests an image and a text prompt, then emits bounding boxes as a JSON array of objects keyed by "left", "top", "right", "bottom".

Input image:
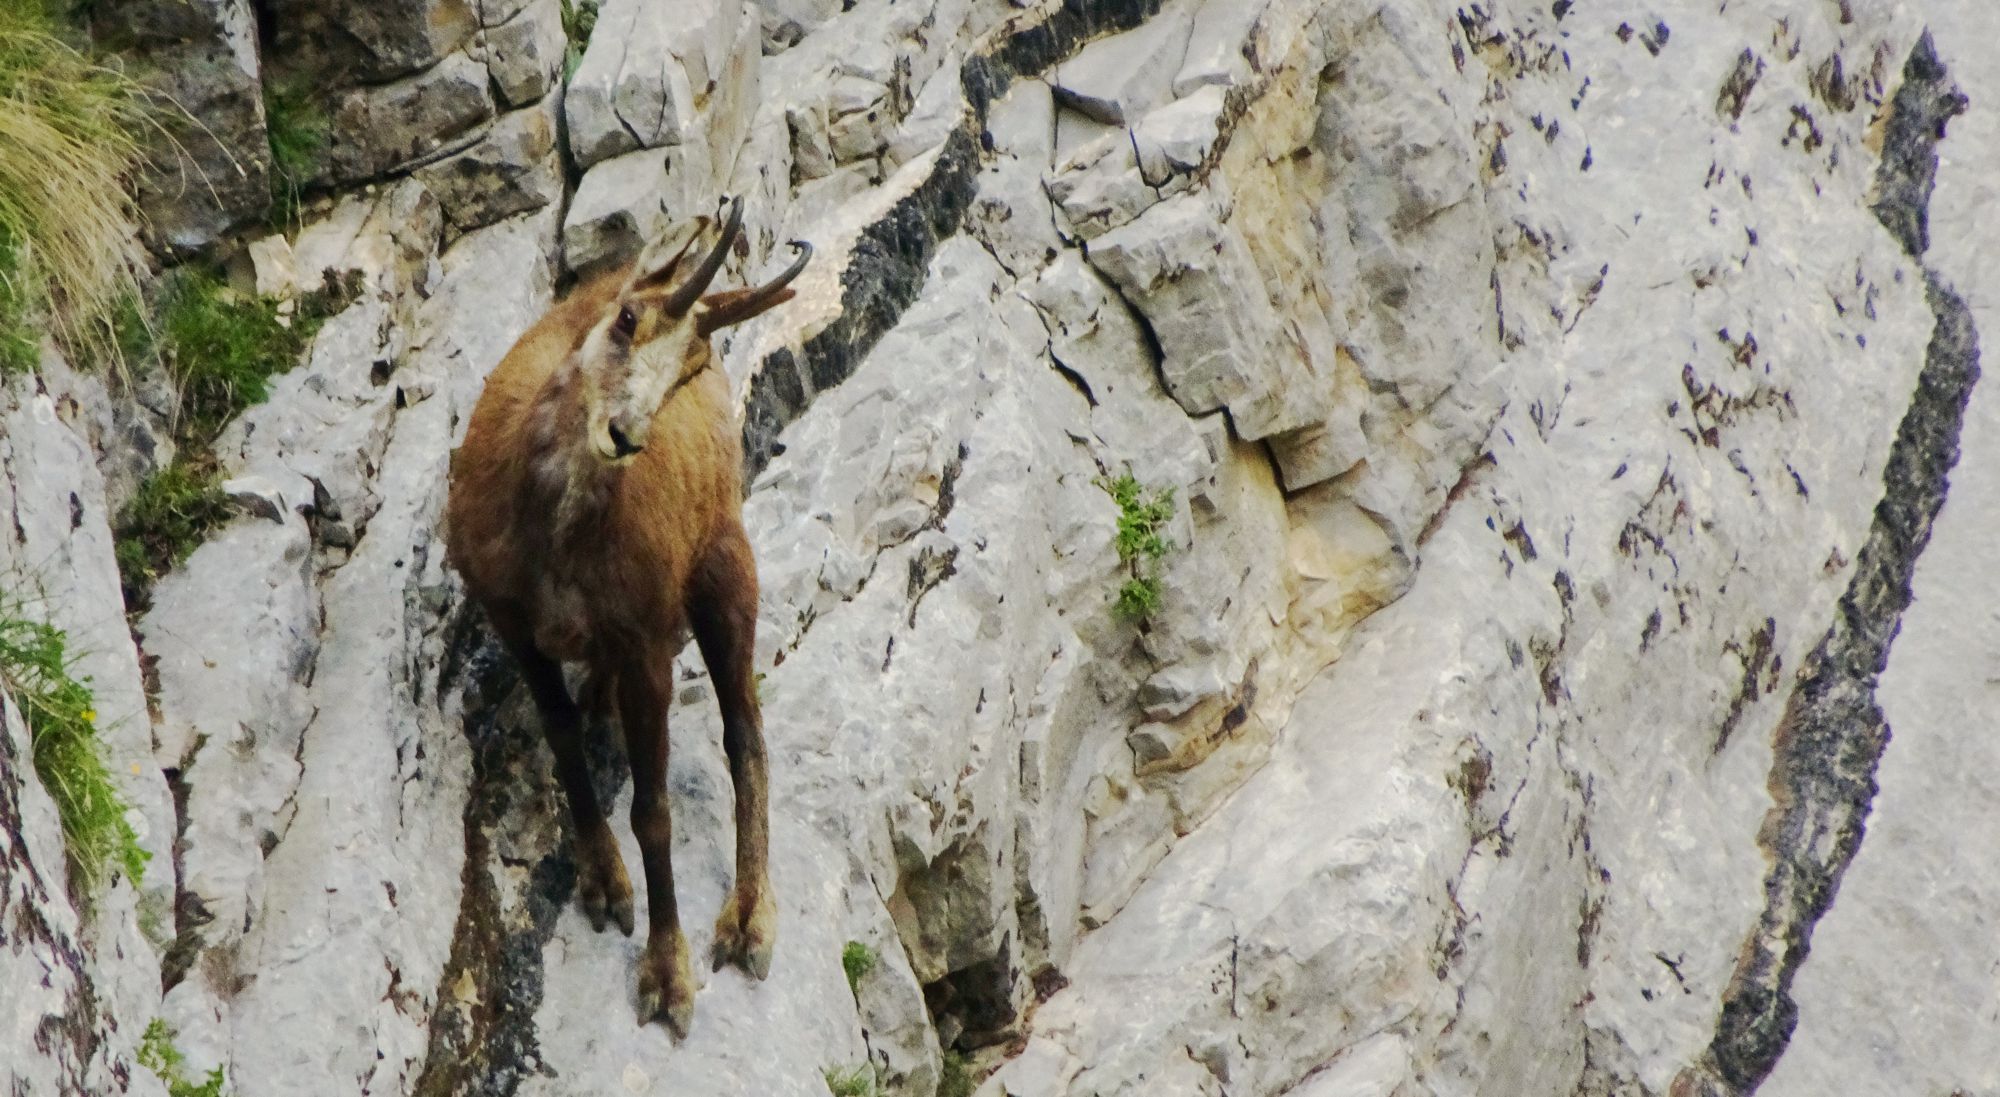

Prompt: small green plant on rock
[
  {"left": 262, "top": 78, "right": 327, "bottom": 229},
  {"left": 822, "top": 1062, "right": 878, "bottom": 1097},
  {"left": 152, "top": 268, "right": 322, "bottom": 442},
  {"left": 114, "top": 462, "right": 229, "bottom": 607},
  {"left": 841, "top": 940, "right": 877, "bottom": 997},
  {"left": 139, "top": 1018, "right": 226, "bottom": 1097},
  {"left": 1097, "top": 472, "right": 1175, "bottom": 622},
  {"left": 111, "top": 268, "right": 359, "bottom": 606},
  {"left": 560, "top": 0, "right": 600, "bottom": 78},
  {"left": 0, "top": 595, "right": 147, "bottom": 897},
  {"left": 938, "top": 1050, "right": 978, "bottom": 1097}
]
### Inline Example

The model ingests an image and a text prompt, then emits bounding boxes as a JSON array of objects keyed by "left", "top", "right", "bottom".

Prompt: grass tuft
[
  {"left": 0, "top": 595, "right": 147, "bottom": 897},
  {"left": 841, "top": 940, "right": 876, "bottom": 997},
  {"left": 262, "top": 79, "right": 327, "bottom": 230},
  {"left": 139, "top": 1018, "right": 226, "bottom": 1097},
  {"left": 110, "top": 268, "right": 358, "bottom": 607},
  {"left": 0, "top": 227, "right": 41, "bottom": 374},
  {"left": 822, "top": 1063, "right": 878, "bottom": 1097},
  {"left": 154, "top": 269, "right": 312, "bottom": 442},
  {"left": 114, "top": 462, "right": 228, "bottom": 608},
  {"left": 1097, "top": 472, "right": 1175, "bottom": 622},
  {"left": 0, "top": 2, "right": 150, "bottom": 370}
]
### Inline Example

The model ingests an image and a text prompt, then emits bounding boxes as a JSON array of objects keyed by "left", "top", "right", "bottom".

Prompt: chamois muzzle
[{"left": 606, "top": 417, "right": 644, "bottom": 458}]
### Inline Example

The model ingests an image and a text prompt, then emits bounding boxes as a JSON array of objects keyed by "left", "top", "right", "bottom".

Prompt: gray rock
[
  {"left": 1046, "top": 132, "right": 1158, "bottom": 241},
  {"left": 414, "top": 100, "right": 565, "bottom": 237},
  {"left": 1051, "top": 0, "right": 1196, "bottom": 124},
  {"left": 120, "top": 0, "right": 270, "bottom": 254},
  {"left": 324, "top": 51, "right": 495, "bottom": 183},
  {"left": 564, "top": 0, "right": 747, "bottom": 168},
  {"left": 1174, "top": 0, "right": 1269, "bottom": 96},
  {"left": 1086, "top": 188, "right": 1329, "bottom": 439},
  {"left": 788, "top": 100, "right": 838, "bottom": 181},
  {"left": 262, "top": 0, "right": 479, "bottom": 83},
  {"left": 0, "top": 691, "right": 169, "bottom": 1097},
  {"left": 1132, "top": 84, "right": 1228, "bottom": 190},
  {"left": 562, "top": 143, "right": 716, "bottom": 277},
  {"left": 478, "top": 0, "right": 567, "bottom": 108}
]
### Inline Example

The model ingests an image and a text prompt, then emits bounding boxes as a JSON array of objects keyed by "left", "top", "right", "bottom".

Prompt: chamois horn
[
  {"left": 663, "top": 195, "right": 745, "bottom": 317},
  {"left": 698, "top": 240, "right": 814, "bottom": 336}
]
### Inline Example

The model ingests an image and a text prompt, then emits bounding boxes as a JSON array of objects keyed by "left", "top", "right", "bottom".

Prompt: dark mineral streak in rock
[
  {"left": 1687, "top": 32, "right": 1978, "bottom": 1097},
  {"left": 739, "top": 0, "right": 1168, "bottom": 486}
]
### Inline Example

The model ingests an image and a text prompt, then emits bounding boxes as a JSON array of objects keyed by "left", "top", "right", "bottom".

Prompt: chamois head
[{"left": 573, "top": 195, "right": 811, "bottom": 462}]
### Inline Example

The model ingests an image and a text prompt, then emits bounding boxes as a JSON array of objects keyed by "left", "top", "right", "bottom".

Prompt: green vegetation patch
[
  {"left": 938, "top": 1050, "right": 977, "bottom": 1097},
  {"left": 822, "top": 1063, "right": 878, "bottom": 1097},
  {"left": 139, "top": 1019, "right": 226, "bottom": 1097},
  {"left": 114, "top": 462, "right": 229, "bottom": 607},
  {"left": 262, "top": 79, "right": 328, "bottom": 230},
  {"left": 0, "top": 1, "right": 149, "bottom": 368},
  {"left": 0, "top": 596, "right": 146, "bottom": 896},
  {"left": 560, "top": 0, "right": 600, "bottom": 78},
  {"left": 153, "top": 269, "right": 324, "bottom": 442},
  {"left": 0, "top": 227, "right": 40, "bottom": 375},
  {"left": 1098, "top": 472, "right": 1175, "bottom": 622},
  {"left": 841, "top": 940, "right": 876, "bottom": 997},
  {"left": 111, "top": 268, "right": 357, "bottom": 606}
]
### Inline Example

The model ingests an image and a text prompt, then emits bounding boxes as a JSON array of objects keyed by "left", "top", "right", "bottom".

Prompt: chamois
[{"left": 445, "top": 196, "right": 808, "bottom": 1036}]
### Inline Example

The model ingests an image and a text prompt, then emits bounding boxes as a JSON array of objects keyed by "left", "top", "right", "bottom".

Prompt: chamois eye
[{"left": 613, "top": 305, "right": 637, "bottom": 340}]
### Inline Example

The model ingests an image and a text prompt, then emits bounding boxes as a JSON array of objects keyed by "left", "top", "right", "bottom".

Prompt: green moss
[
  {"left": 938, "top": 1050, "right": 977, "bottom": 1097},
  {"left": 822, "top": 1063, "right": 878, "bottom": 1097},
  {"left": 0, "top": 596, "right": 147, "bottom": 897},
  {"left": 262, "top": 79, "right": 327, "bottom": 230},
  {"left": 113, "top": 463, "right": 228, "bottom": 608},
  {"left": 841, "top": 940, "right": 876, "bottom": 997},
  {"left": 1097, "top": 473, "right": 1175, "bottom": 622},
  {"left": 139, "top": 1019, "right": 226, "bottom": 1097}
]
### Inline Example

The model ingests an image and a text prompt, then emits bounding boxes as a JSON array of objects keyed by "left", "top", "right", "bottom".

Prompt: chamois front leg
[
  {"left": 690, "top": 532, "right": 775, "bottom": 979},
  {"left": 617, "top": 651, "right": 696, "bottom": 1037},
  {"left": 489, "top": 606, "right": 634, "bottom": 936}
]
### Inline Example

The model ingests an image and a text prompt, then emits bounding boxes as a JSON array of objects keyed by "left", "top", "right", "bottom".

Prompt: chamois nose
[{"left": 607, "top": 420, "right": 644, "bottom": 458}]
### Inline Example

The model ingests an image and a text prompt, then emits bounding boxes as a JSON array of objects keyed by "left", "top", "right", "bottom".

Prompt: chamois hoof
[
  {"left": 710, "top": 887, "right": 776, "bottom": 980},
  {"left": 637, "top": 931, "right": 697, "bottom": 1038},
  {"left": 576, "top": 845, "right": 635, "bottom": 937}
]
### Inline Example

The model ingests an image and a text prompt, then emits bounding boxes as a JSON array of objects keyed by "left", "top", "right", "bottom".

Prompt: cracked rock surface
[{"left": 3, "top": 1, "right": 1997, "bottom": 1095}]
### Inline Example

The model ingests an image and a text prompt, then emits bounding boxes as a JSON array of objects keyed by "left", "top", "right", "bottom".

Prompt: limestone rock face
[
  {"left": 112, "top": 0, "right": 270, "bottom": 254},
  {"left": 5, "top": 1, "right": 1999, "bottom": 1095}
]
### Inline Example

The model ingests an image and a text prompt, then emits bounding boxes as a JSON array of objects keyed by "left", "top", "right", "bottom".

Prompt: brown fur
[{"left": 444, "top": 211, "right": 798, "bottom": 1037}]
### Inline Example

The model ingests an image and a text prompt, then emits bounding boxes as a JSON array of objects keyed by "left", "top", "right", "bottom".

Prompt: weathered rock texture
[{"left": 4, "top": 0, "right": 1997, "bottom": 1095}]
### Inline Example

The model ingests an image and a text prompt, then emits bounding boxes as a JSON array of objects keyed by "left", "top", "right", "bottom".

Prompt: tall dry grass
[{"left": 0, "top": 3, "right": 150, "bottom": 370}]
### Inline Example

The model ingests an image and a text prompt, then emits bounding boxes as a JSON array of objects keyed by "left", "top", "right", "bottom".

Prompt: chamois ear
[
  {"left": 628, "top": 217, "right": 708, "bottom": 293},
  {"left": 697, "top": 240, "right": 812, "bottom": 337},
  {"left": 650, "top": 195, "right": 744, "bottom": 316}
]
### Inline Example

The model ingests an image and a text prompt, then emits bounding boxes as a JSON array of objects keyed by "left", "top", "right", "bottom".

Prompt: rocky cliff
[{"left": 3, "top": 0, "right": 1995, "bottom": 1094}]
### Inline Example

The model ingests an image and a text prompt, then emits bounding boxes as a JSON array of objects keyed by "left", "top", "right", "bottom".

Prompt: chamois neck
[{"left": 523, "top": 365, "right": 622, "bottom": 546}]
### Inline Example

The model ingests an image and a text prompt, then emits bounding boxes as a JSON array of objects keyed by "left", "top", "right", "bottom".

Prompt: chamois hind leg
[
  {"left": 689, "top": 531, "right": 775, "bottom": 980},
  {"left": 617, "top": 650, "right": 696, "bottom": 1037},
  {"left": 489, "top": 605, "right": 633, "bottom": 936}
]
